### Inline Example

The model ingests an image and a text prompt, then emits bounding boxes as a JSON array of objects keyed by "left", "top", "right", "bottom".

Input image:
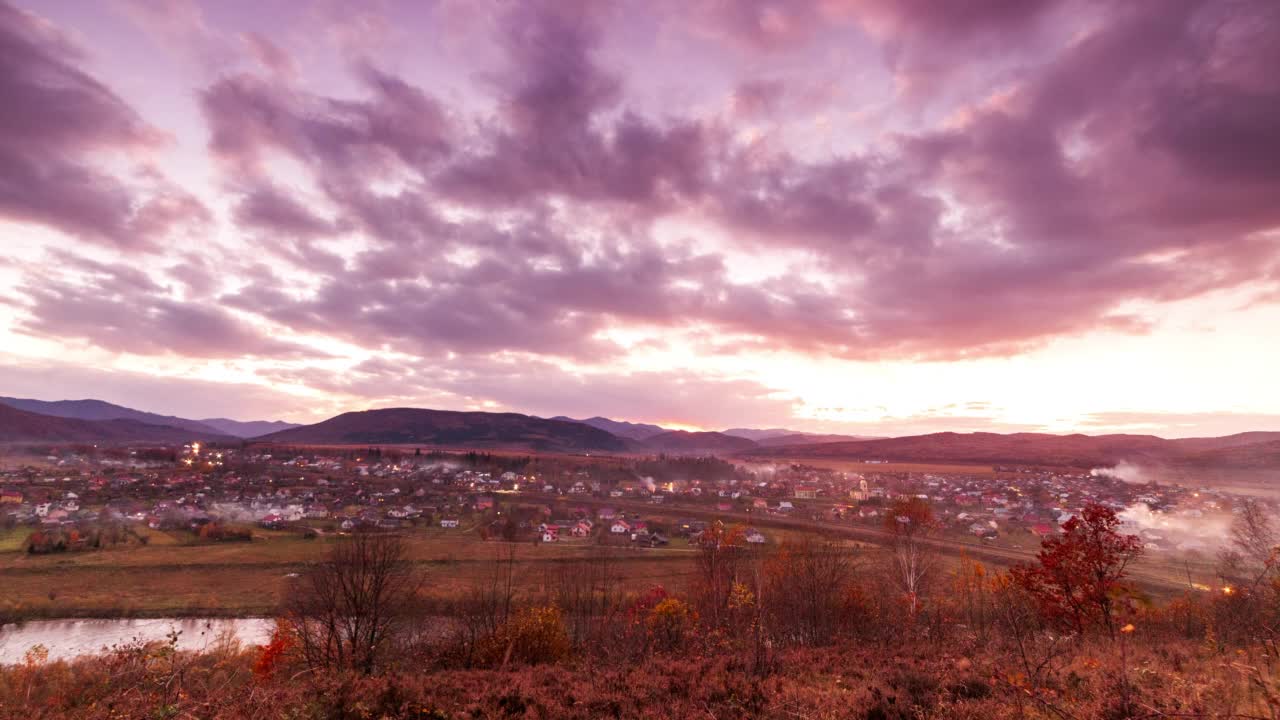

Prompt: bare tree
[
  {"left": 1221, "top": 499, "right": 1278, "bottom": 588},
  {"left": 1215, "top": 499, "right": 1280, "bottom": 648},
  {"left": 884, "top": 497, "right": 939, "bottom": 617},
  {"left": 550, "top": 545, "right": 624, "bottom": 651},
  {"left": 764, "top": 538, "right": 857, "bottom": 645},
  {"left": 456, "top": 543, "right": 517, "bottom": 665},
  {"left": 283, "top": 532, "right": 421, "bottom": 674}
]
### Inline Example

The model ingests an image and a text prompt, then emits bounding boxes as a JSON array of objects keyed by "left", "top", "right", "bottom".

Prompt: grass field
[
  {"left": 0, "top": 527, "right": 711, "bottom": 619},
  {"left": 0, "top": 510, "right": 1219, "bottom": 620}
]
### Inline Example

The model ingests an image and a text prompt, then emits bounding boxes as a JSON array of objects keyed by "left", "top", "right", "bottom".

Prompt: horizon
[
  {"left": 2, "top": 0, "right": 1279, "bottom": 438},
  {"left": 5, "top": 392, "right": 1280, "bottom": 442}
]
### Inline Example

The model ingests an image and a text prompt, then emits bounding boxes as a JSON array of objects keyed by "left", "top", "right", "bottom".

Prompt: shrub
[
  {"left": 478, "top": 605, "right": 570, "bottom": 667},
  {"left": 647, "top": 597, "right": 696, "bottom": 652}
]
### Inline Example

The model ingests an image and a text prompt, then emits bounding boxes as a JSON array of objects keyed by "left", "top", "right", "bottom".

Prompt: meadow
[
  {"left": 0, "top": 516, "right": 1220, "bottom": 621},
  {"left": 0, "top": 525, "right": 713, "bottom": 619}
]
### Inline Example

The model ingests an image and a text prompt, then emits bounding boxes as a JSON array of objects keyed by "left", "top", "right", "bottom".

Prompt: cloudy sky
[{"left": 1, "top": 0, "right": 1278, "bottom": 437}]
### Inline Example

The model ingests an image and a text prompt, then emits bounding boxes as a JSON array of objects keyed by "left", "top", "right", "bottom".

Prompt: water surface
[{"left": 0, "top": 617, "right": 274, "bottom": 664}]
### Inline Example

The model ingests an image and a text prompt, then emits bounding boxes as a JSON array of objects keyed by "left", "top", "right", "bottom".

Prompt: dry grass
[
  {"left": 0, "top": 530, "right": 702, "bottom": 618},
  {"left": 1, "top": 634, "right": 1275, "bottom": 719}
]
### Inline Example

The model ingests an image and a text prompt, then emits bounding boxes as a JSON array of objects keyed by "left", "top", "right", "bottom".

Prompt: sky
[{"left": 0, "top": 0, "right": 1278, "bottom": 437}]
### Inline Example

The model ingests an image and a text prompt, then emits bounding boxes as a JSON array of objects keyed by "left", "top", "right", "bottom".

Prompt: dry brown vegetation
[{"left": 3, "top": 502, "right": 1279, "bottom": 719}]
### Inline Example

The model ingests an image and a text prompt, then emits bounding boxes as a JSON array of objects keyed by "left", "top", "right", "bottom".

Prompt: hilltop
[{"left": 255, "top": 407, "right": 636, "bottom": 452}]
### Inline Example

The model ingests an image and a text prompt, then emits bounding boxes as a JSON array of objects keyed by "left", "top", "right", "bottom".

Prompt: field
[
  {"left": 0, "top": 512, "right": 1219, "bottom": 621},
  {"left": 0, "top": 526, "right": 720, "bottom": 619}
]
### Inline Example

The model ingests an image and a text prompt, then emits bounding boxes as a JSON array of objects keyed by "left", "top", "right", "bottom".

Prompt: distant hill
[
  {"left": 748, "top": 431, "right": 1175, "bottom": 467},
  {"left": 722, "top": 428, "right": 796, "bottom": 441},
  {"left": 1171, "top": 438, "right": 1280, "bottom": 470},
  {"left": 756, "top": 432, "right": 884, "bottom": 447},
  {"left": 743, "top": 430, "right": 1280, "bottom": 469},
  {"left": 1167, "top": 432, "right": 1280, "bottom": 454},
  {"left": 201, "top": 418, "right": 302, "bottom": 438},
  {"left": 552, "top": 416, "right": 668, "bottom": 441},
  {"left": 643, "top": 430, "right": 758, "bottom": 454},
  {"left": 256, "top": 408, "right": 635, "bottom": 452},
  {"left": 0, "top": 404, "right": 224, "bottom": 443},
  {"left": 723, "top": 428, "right": 883, "bottom": 444},
  {"left": 0, "top": 396, "right": 222, "bottom": 435}
]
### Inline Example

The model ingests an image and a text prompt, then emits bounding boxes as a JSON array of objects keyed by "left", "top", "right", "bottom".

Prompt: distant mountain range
[
  {"left": 551, "top": 416, "right": 667, "bottom": 441},
  {"left": 754, "top": 432, "right": 885, "bottom": 447},
  {"left": 0, "top": 397, "right": 298, "bottom": 438},
  {"left": 198, "top": 418, "right": 303, "bottom": 438},
  {"left": 2, "top": 397, "right": 1278, "bottom": 477},
  {"left": 747, "top": 431, "right": 1280, "bottom": 468},
  {"left": 0, "top": 403, "right": 229, "bottom": 443},
  {"left": 560, "top": 416, "right": 880, "bottom": 444},
  {"left": 641, "top": 430, "right": 757, "bottom": 453}
]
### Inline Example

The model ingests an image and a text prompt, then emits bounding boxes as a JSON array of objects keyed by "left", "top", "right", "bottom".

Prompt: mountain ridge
[
  {"left": 551, "top": 416, "right": 668, "bottom": 441},
  {"left": 0, "top": 396, "right": 294, "bottom": 439},
  {"left": 255, "top": 408, "right": 636, "bottom": 452},
  {"left": 0, "top": 403, "right": 230, "bottom": 443},
  {"left": 744, "top": 430, "right": 1280, "bottom": 468}
]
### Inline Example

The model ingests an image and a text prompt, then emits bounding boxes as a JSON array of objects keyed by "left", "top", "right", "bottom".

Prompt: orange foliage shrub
[
  {"left": 253, "top": 622, "right": 294, "bottom": 679},
  {"left": 477, "top": 605, "right": 570, "bottom": 666}
]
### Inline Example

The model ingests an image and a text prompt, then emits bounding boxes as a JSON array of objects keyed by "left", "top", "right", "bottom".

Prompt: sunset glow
[{"left": 1, "top": 0, "right": 1278, "bottom": 436}]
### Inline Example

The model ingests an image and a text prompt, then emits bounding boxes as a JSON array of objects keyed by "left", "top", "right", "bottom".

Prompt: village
[{"left": 0, "top": 441, "right": 1257, "bottom": 557}]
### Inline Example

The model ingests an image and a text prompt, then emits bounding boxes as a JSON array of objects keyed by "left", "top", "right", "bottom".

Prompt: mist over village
[{"left": 1, "top": 0, "right": 1279, "bottom": 718}]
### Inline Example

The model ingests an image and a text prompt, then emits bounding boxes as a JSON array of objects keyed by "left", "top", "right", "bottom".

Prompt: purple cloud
[
  {"left": 0, "top": 0, "right": 204, "bottom": 249},
  {"left": 8, "top": 0, "right": 1279, "bottom": 431}
]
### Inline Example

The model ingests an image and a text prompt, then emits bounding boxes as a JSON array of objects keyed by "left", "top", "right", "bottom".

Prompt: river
[{"left": 0, "top": 617, "right": 275, "bottom": 664}]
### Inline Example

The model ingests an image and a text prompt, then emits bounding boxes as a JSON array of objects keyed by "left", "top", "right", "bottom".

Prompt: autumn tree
[
  {"left": 883, "top": 497, "right": 939, "bottom": 616},
  {"left": 1011, "top": 503, "right": 1142, "bottom": 639},
  {"left": 694, "top": 521, "right": 748, "bottom": 627},
  {"left": 282, "top": 532, "right": 422, "bottom": 674}
]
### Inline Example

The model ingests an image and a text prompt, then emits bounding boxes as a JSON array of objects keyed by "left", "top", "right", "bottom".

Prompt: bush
[
  {"left": 647, "top": 597, "right": 696, "bottom": 652},
  {"left": 478, "top": 605, "right": 570, "bottom": 667}
]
